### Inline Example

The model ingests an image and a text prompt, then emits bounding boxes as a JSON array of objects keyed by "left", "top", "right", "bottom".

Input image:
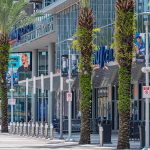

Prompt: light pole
[
  {"left": 41, "top": 74, "right": 44, "bottom": 124},
  {"left": 33, "top": 76, "right": 36, "bottom": 123},
  {"left": 10, "top": 64, "right": 15, "bottom": 123},
  {"left": 59, "top": 76, "right": 64, "bottom": 139},
  {"left": 49, "top": 72, "right": 54, "bottom": 139},
  {"left": 144, "top": 20, "right": 149, "bottom": 148},
  {"left": 25, "top": 78, "right": 29, "bottom": 123},
  {"left": 66, "top": 38, "right": 74, "bottom": 141},
  {"left": 139, "top": 12, "right": 150, "bottom": 149},
  {"left": 141, "top": 21, "right": 150, "bottom": 149}
]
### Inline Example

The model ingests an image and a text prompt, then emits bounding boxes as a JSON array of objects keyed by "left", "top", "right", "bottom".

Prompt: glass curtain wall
[
  {"left": 7, "top": 86, "right": 32, "bottom": 122},
  {"left": 37, "top": 51, "right": 48, "bottom": 122},
  {"left": 91, "top": 0, "right": 115, "bottom": 47},
  {"left": 56, "top": 0, "right": 115, "bottom": 70},
  {"left": 136, "top": 0, "right": 150, "bottom": 32},
  {"left": 43, "top": 0, "right": 57, "bottom": 7},
  {"left": 55, "top": 0, "right": 116, "bottom": 120}
]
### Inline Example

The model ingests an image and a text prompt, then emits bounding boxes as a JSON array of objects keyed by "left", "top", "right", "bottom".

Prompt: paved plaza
[{"left": 0, "top": 133, "right": 140, "bottom": 150}]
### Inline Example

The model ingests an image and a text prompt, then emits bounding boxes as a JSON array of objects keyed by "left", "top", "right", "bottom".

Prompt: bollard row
[{"left": 9, "top": 122, "right": 54, "bottom": 139}]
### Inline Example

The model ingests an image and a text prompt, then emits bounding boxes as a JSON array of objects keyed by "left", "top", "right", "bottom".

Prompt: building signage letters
[{"left": 93, "top": 47, "right": 115, "bottom": 68}]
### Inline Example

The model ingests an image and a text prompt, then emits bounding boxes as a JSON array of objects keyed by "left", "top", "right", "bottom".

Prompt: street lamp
[
  {"left": 41, "top": 74, "right": 44, "bottom": 124},
  {"left": 25, "top": 78, "right": 29, "bottom": 123},
  {"left": 66, "top": 38, "right": 74, "bottom": 141},
  {"left": 10, "top": 64, "right": 15, "bottom": 123},
  {"left": 33, "top": 76, "right": 36, "bottom": 123},
  {"left": 139, "top": 11, "right": 150, "bottom": 149},
  {"left": 141, "top": 20, "right": 150, "bottom": 149},
  {"left": 59, "top": 76, "right": 64, "bottom": 139}
]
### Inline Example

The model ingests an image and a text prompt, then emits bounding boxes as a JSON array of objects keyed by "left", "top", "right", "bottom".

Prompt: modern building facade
[{"left": 8, "top": 0, "right": 149, "bottom": 132}]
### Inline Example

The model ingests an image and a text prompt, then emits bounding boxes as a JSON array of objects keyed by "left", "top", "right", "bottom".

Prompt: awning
[
  {"left": 92, "top": 65, "right": 118, "bottom": 88},
  {"left": 92, "top": 62, "right": 147, "bottom": 88}
]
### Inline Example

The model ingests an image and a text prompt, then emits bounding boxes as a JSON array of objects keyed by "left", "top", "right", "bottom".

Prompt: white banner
[{"left": 143, "top": 86, "right": 150, "bottom": 98}]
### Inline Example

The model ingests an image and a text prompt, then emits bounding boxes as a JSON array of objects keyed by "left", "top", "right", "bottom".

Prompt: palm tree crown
[{"left": 0, "top": 0, "right": 29, "bottom": 35}]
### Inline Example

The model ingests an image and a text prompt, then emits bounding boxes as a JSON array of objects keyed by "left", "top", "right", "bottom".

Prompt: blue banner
[{"left": 134, "top": 33, "right": 145, "bottom": 63}]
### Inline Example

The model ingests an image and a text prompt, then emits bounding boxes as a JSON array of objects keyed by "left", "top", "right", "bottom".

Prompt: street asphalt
[{"left": 0, "top": 133, "right": 140, "bottom": 150}]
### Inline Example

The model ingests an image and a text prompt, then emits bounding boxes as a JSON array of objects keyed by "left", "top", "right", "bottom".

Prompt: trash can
[
  {"left": 98, "top": 117, "right": 112, "bottom": 144},
  {"left": 103, "top": 121, "right": 112, "bottom": 143}
]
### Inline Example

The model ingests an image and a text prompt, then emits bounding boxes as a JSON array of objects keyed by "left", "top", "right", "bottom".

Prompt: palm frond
[
  {"left": 80, "top": 0, "right": 90, "bottom": 8},
  {"left": 0, "top": 0, "right": 42, "bottom": 34}
]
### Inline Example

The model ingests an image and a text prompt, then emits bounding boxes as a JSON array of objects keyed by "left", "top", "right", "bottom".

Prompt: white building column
[
  {"left": 48, "top": 43, "right": 55, "bottom": 73},
  {"left": 48, "top": 43, "right": 55, "bottom": 128},
  {"left": 32, "top": 50, "right": 38, "bottom": 122},
  {"left": 32, "top": 50, "right": 38, "bottom": 77}
]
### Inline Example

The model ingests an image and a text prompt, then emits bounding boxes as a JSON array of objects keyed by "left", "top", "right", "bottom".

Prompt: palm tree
[
  {"left": 114, "top": 0, "right": 135, "bottom": 149},
  {"left": 0, "top": 0, "right": 32, "bottom": 132},
  {"left": 72, "top": 0, "right": 94, "bottom": 144}
]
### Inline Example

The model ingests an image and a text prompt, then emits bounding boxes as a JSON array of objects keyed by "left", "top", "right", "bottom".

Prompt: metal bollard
[
  {"left": 28, "top": 122, "right": 31, "bottom": 136},
  {"left": 16, "top": 122, "right": 19, "bottom": 134},
  {"left": 50, "top": 124, "right": 54, "bottom": 140},
  {"left": 13, "top": 122, "right": 16, "bottom": 134},
  {"left": 35, "top": 122, "right": 39, "bottom": 137},
  {"left": 99, "top": 124, "right": 103, "bottom": 147},
  {"left": 9, "top": 122, "right": 13, "bottom": 134},
  {"left": 32, "top": 122, "right": 35, "bottom": 137},
  {"left": 23, "top": 122, "right": 27, "bottom": 136},
  {"left": 20, "top": 122, "right": 23, "bottom": 136},
  {"left": 12, "top": 122, "right": 14, "bottom": 134},
  {"left": 44, "top": 123, "right": 48, "bottom": 139},
  {"left": 40, "top": 123, "right": 44, "bottom": 138}
]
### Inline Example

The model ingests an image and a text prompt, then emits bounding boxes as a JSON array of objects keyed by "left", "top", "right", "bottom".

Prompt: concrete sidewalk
[
  {"left": 54, "top": 132, "right": 140, "bottom": 149},
  {"left": 0, "top": 132, "right": 140, "bottom": 150},
  {"left": 0, "top": 133, "right": 115, "bottom": 150}
]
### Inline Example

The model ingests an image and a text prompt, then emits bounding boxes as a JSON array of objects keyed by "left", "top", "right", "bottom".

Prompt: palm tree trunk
[
  {"left": 117, "top": 67, "right": 131, "bottom": 149},
  {"left": 79, "top": 74, "right": 91, "bottom": 144},
  {"left": 77, "top": 1, "right": 93, "bottom": 144},
  {"left": 1, "top": 70, "right": 8, "bottom": 133},
  {"left": 115, "top": 0, "right": 135, "bottom": 148},
  {"left": 0, "top": 34, "right": 10, "bottom": 133}
]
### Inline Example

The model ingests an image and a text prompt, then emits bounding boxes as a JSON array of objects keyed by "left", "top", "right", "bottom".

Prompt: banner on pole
[
  {"left": 8, "top": 99, "right": 16, "bottom": 105},
  {"left": 143, "top": 86, "right": 150, "bottom": 98},
  {"left": 61, "top": 55, "right": 69, "bottom": 77},
  {"left": 66, "top": 92, "right": 72, "bottom": 102}
]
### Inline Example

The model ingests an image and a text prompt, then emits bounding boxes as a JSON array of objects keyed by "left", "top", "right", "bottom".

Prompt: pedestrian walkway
[
  {"left": 54, "top": 132, "right": 140, "bottom": 149},
  {"left": 0, "top": 133, "right": 141, "bottom": 150}
]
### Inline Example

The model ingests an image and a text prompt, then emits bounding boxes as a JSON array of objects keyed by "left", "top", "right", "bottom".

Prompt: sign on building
[
  {"left": 93, "top": 46, "right": 115, "bottom": 68},
  {"left": 66, "top": 92, "right": 72, "bottom": 102},
  {"left": 7, "top": 52, "right": 32, "bottom": 86},
  {"left": 143, "top": 86, "right": 150, "bottom": 98}
]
